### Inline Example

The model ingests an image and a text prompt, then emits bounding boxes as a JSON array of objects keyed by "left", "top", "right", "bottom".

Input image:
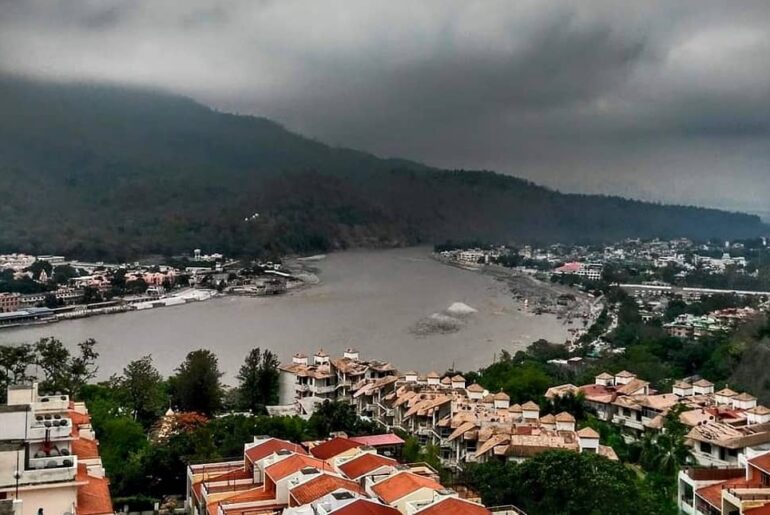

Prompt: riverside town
[
  {"left": 2, "top": 5, "right": 770, "bottom": 514},
  {"left": 2, "top": 235, "right": 770, "bottom": 515}
]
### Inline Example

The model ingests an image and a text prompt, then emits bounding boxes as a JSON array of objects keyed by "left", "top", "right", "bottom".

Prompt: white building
[{"left": 0, "top": 383, "right": 113, "bottom": 515}]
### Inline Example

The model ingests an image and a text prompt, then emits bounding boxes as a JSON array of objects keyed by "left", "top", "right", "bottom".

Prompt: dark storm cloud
[{"left": 0, "top": 0, "right": 768, "bottom": 214}]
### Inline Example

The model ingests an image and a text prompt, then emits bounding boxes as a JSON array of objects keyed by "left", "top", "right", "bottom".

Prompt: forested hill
[{"left": 0, "top": 75, "right": 766, "bottom": 260}]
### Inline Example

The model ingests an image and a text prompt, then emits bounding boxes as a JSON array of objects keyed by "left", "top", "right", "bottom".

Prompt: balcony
[
  {"left": 20, "top": 455, "right": 78, "bottom": 485},
  {"left": 314, "top": 385, "right": 336, "bottom": 394},
  {"left": 27, "top": 418, "right": 73, "bottom": 440},
  {"left": 34, "top": 395, "right": 70, "bottom": 413}
]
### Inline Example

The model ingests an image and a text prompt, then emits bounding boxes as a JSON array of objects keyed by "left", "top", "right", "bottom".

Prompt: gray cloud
[{"left": 1, "top": 0, "right": 769, "bottom": 215}]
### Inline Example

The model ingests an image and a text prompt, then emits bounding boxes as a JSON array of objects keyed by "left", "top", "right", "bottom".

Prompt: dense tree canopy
[
  {"left": 169, "top": 349, "right": 223, "bottom": 416},
  {"left": 465, "top": 451, "right": 675, "bottom": 515},
  {"left": 237, "top": 347, "right": 280, "bottom": 413}
]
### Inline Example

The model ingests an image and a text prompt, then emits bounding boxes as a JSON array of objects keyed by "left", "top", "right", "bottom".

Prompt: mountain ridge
[{"left": 0, "top": 75, "right": 766, "bottom": 260}]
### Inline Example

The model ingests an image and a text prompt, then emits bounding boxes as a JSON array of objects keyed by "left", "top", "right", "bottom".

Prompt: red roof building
[
  {"left": 289, "top": 474, "right": 364, "bottom": 506},
  {"left": 245, "top": 438, "right": 307, "bottom": 463},
  {"left": 415, "top": 497, "right": 491, "bottom": 515},
  {"left": 309, "top": 437, "right": 362, "bottom": 460},
  {"left": 264, "top": 454, "right": 326, "bottom": 482},
  {"left": 338, "top": 453, "right": 397, "bottom": 481},
  {"left": 329, "top": 499, "right": 400, "bottom": 515},
  {"left": 371, "top": 472, "right": 444, "bottom": 504},
  {"left": 349, "top": 434, "right": 405, "bottom": 448}
]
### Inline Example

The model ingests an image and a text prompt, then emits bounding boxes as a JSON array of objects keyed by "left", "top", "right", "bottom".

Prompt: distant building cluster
[
  {"left": 552, "top": 262, "right": 603, "bottom": 281},
  {"left": 548, "top": 371, "right": 770, "bottom": 469},
  {"left": 279, "top": 349, "right": 616, "bottom": 469},
  {"left": 663, "top": 307, "right": 759, "bottom": 339}
]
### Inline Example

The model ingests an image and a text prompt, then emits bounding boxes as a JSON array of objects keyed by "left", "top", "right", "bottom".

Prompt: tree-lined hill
[{"left": 0, "top": 75, "right": 766, "bottom": 260}]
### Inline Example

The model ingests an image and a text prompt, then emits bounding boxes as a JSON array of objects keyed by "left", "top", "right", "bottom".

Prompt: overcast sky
[{"left": 1, "top": 0, "right": 769, "bottom": 216}]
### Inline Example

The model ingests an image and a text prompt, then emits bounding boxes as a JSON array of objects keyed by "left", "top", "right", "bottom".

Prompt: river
[{"left": 0, "top": 247, "right": 568, "bottom": 381}]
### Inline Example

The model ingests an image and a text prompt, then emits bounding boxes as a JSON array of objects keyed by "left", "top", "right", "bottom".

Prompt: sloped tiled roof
[
  {"left": 245, "top": 438, "right": 307, "bottom": 463},
  {"left": 716, "top": 388, "right": 738, "bottom": 397},
  {"left": 310, "top": 437, "right": 362, "bottom": 460},
  {"left": 76, "top": 465, "right": 114, "bottom": 515},
  {"left": 290, "top": 473, "right": 364, "bottom": 506},
  {"left": 264, "top": 454, "right": 325, "bottom": 481},
  {"left": 329, "top": 499, "right": 400, "bottom": 515},
  {"left": 338, "top": 453, "right": 397, "bottom": 480},
  {"left": 72, "top": 437, "right": 100, "bottom": 459},
  {"left": 693, "top": 379, "right": 714, "bottom": 387},
  {"left": 577, "top": 427, "right": 600, "bottom": 439},
  {"left": 349, "top": 434, "right": 405, "bottom": 447},
  {"left": 415, "top": 497, "right": 490, "bottom": 515},
  {"left": 466, "top": 383, "right": 485, "bottom": 393},
  {"left": 749, "top": 452, "right": 770, "bottom": 474},
  {"left": 371, "top": 472, "right": 443, "bottom": 504}
]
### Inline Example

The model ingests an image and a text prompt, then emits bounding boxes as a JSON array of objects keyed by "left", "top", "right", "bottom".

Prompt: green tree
[
  {"left": 0, "top": 343, "right": 35, "bottom": 401},
  {"left": 307, "top": 400, "right": 382, "bottom": 438},
  {"left": 465, "top": 451, "right": 675, "bottom": 515},
  {"left": 236, "top": 347, "right": 279, "bottom": 413},
  {"left": 401, "top": 436, "right": 421, "bottom": 463},
  {"left": 34, "top": 337, "right": 99, "bottom": 397},
  {"left": 114, "top": 355, "right": 167, "bottom": 427},
  {"left": 639, "top": 404, "right": 692, "bottom": 478},
  {"left": 52, "top": 264, "right": 79, "bottom": 285},
  {"left": 99, "top": 416, "right": 148, "bottom": 493},
  {"left": 168, "top": 350, "right": 223, "bottom": 416}
]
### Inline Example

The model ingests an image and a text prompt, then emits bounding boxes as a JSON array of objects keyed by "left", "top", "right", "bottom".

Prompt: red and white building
[
  {"left": 0, "top": 383, "right": 113, "bottom": 515},
  {"left": 186, "top": 435, "right": 498, "bottom": 515}
]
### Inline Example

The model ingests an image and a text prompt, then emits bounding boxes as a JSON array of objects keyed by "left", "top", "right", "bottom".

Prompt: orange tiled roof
[
  {"left": 309, "top": 437, "right": 361, "bottom": 460},
  {"left": 290, "top": 473, "right": 364, "bottom": 506},
  {"left": 76, "top": 465, "right": 114, "bottom": 515},
  {"left": 349, "top": 434, "right": 405, "bottom": 447},
  {"left": 72, "top": 437, "right": 100, "bottom": 459},
  {"left": 329, "top": 499, "right": 400, "bottom": 515},
  {"left": 371, "top": 472, "right": 443, "bottom": 504},
  {"left": 750, "top": 453, "right": 770, "bottom": 474},
  {"left": 69, "top": 409, "right": 91, "bottom": 426},
  {"left": 245, "top": 438, "right": 307, "bottom": 463},
  {"left": 696, "top": 478, "right": 761, "bottom": 508},
  {"left": 338, "top": 453, "right": 397, "bottom": 480},
  {"left": 746, "top": 504, "right": 770, "bottom": 515},
  {"left": 415, "top": 497, "right": 490, "bottom": 515},
  {"left": 217, "top": 486, "right": 276, "bottom": 504},
  {"left": 265, "top": 454, "right": 325, "bottom": 482}
]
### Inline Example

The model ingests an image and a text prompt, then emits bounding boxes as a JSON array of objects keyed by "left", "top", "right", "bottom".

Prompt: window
[{"left": 700, "top": 442, "right": 712, "bottom": 455}]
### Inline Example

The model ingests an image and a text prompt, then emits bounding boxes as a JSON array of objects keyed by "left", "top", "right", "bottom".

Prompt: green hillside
[{"left": 0, "top": 75, "right": 766, "bottom": 260}]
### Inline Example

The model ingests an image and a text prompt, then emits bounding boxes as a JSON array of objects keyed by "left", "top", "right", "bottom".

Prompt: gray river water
[{"left": 0, "top": 247, "right": 568, "bottom": 381}]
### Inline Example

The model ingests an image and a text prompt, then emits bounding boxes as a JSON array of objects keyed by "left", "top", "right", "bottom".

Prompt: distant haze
[{"left": 1, "top": 1, "right": 769, "bottom": 213}]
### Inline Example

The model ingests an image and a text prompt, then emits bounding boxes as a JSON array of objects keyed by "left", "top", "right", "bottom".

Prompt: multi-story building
[
  {"left": 548, "top": 371, "right": 770, "bottom": 465},
  {"left": 553, "top": 262, "right": 603, "bottom": 281},
  {"left": 278, "top": 350, "right": 397, "bottom": 416},
  {"left": 278, "top": 352, "right": 614, "bottom": 468},
  {"left": 0, "top": 382, "right": 113, "bottom": 515},
  {"left": 186, "top": 435, "right": 501, "bottom": 515},
  {"left": 0, "top": 292, "right": 20, "bottom": 313},
  {"left": 345, "top": 372, "right": 616, "bottom": 467},
  {"left": 678, "top": 450, "right": 770, "bottom": 515}
]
